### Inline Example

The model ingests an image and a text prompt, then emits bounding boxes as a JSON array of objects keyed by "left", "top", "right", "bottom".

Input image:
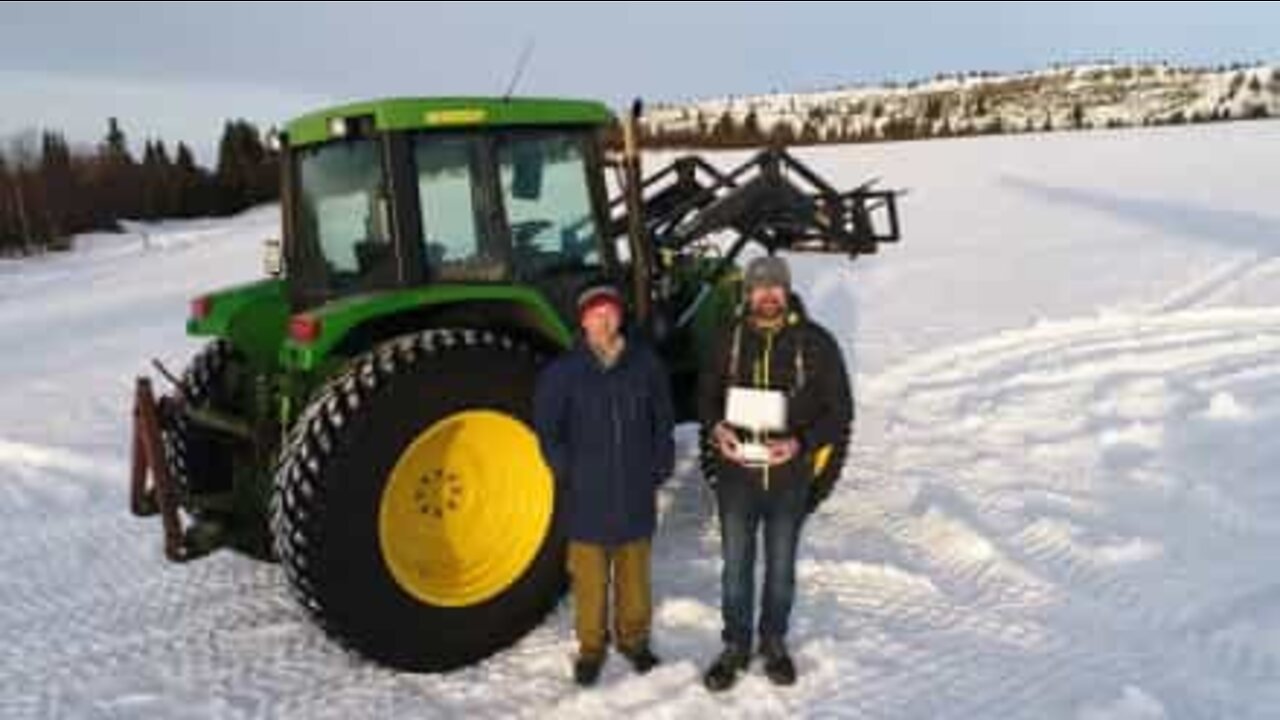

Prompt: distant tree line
[
  {"left": 626, "top": 98, "right": 1275, "bottom": 151},
  {"left": 623, "top": 65, "right": 1278, "bottom": 151},
  {"left": 0, "top": 118, "right": 278, "bottom": 256}
]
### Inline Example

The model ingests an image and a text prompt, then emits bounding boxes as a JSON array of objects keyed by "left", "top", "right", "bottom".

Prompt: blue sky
[{"left": 1, "top": 1, "right": 1276, "bottom": 163}]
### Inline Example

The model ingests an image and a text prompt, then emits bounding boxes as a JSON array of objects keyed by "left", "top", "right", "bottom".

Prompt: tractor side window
[
  {"left": 415, "top": 137, "right": 500, "bottom": 281},
  {"left": 297, "top": 140, "right": 395, "bottom": 290},
  {"left": 498, "top": 135, "right": 601, "bottom": 281}
]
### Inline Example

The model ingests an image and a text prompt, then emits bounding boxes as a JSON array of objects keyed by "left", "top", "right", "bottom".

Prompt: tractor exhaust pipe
[{"left": 622, "top": 98, "right": 652, "bottom": 325}]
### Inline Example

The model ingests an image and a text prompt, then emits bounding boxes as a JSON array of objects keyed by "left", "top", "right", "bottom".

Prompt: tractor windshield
[
  {"left": 496, "top": 133, "right": 602, "bottom": 282},
  {"left": 296, "top": 139, "right": 396, "bottom": 292},
  {"left": 291, "top": 129, "right": 608, "bottom": 303},
  {"left": 414, "top": 136, "right": 499, "bottom": 281}
]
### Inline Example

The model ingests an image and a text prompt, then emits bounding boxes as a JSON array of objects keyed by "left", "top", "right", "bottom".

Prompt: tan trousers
[{"left": 567, "top": 539, "right": 652, "bottom": 658}]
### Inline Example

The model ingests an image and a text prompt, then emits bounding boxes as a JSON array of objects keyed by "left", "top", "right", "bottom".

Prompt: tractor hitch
[{"left": 129, "top": 376, "right": 196, "bottom": 562}]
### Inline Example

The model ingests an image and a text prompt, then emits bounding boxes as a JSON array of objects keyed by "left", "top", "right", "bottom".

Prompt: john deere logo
[{"left": 424, "top": 108, "right": 489, "bottom": 126}]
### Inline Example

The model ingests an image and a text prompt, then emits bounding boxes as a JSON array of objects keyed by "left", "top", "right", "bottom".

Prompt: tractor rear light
[
  {"left": 290, "top": 314, "right": 322, "bottom": 344},
  {"left": 190, "top": 296, "right": 213, "bottom": 321}
]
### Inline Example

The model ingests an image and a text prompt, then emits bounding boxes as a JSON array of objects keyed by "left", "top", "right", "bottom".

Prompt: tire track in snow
[
  {"left": 863, "top": 306, "right": 1280, "bottom": 699},
  {"left": 1151, "top": 253, "right": 1280, "bottom": 315},
  {"left": 791, "top": 504, "right": 1146, "bottom": 719},
  {"left": 795, "top": 463, "right": 1116, "bottom": 720}
]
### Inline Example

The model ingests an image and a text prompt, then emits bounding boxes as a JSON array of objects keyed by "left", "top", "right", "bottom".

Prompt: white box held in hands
[
  {"left": 725, "top": 387, "right": 789, "bottom": 432},
  {"left": 725, "top": 387, "right": 789, "bottom": 466}
]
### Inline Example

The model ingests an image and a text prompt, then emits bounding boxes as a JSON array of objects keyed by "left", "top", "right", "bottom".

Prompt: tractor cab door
[
  {"left": 413, "top": 134, "right": 505, "bottom": 283},
  {"left": 411, "top": 128, "right": 615, "bottom": 324},
  {"left": 492, "top": 130, "right": 616, "bottom": 324}
]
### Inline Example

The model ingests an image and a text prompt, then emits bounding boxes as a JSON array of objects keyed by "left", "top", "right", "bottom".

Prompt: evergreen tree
[
  {"left": 174, "top": 142, "right": 210, "bottom": 218},
  {"left": 40, "top": 131, "right": 78, "bottom": 242},
  {"left": 742, "top": 110, "right": 762, "bottom": 145},
  {"left": 215, "top": 120, "right": 276, "bottom": 213},
  {"left": 1072, "top": 103, "right": 1086, "bottom": 130},
  {"left": 0, "top": 152, "right": 15, "bottom": 255},
  {"left": 96, "top": 117, "right": 139, "bottom": 223},
  {"left": 101, "top": 117, "right": 133, "bottom": 167}
]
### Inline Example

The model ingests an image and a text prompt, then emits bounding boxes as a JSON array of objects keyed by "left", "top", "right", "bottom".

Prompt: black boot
[
  {"left": 574, "top": 654, "right": 605, "bottom": 687},
  {"left": 621, "top": 644, "right": 661, "bottom": 674},
  {"left": 703, "top": 645, "right": 750, "bottom": 692},
  {"left": 759, "top": 638, "right": 796, "bottom": 686}
]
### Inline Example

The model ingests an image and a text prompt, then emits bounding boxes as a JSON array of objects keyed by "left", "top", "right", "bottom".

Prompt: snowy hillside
[
  {"left": 3, "top": 119, "right": 1280, "bottom": 718},
  {"left": 643, "top": 63, "right": 1280, "bottom": 146}
]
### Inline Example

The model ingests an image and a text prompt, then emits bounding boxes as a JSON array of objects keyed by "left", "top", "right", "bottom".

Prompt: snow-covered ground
[{"left": 3, "top": 119, "right": 1280, "bottom": 718}]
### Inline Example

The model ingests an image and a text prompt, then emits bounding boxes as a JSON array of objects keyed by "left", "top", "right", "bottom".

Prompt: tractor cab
[{"left": 280, "top": 98, "right": 617, "bottom": 322}]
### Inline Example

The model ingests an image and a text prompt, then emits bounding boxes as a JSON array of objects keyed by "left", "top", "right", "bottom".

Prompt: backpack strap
[
  {"left": 794, "top": 339, "right": 807, "bottom": 394},
  {"left": 726, "top": 321, "right": 744, "bottom": 385},
  {"left": 728, "top": 318, "right": 810, "bottom": 394}
]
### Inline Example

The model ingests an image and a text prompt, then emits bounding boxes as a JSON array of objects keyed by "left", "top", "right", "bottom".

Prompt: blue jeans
[{"left": 715, "top": 463, "right": 809, "bottom": 649}]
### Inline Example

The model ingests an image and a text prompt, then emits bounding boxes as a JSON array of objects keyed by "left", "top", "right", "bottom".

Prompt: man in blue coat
[{"left": 534, "top": 281, "right": 675, "bottom": 687}]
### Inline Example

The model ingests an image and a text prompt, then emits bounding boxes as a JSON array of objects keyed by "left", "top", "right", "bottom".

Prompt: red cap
[{"left": 577, "top": 285, "right": 625, "bottom": 320}]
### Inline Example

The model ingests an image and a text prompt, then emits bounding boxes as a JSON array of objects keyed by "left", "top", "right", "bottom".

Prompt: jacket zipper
[
  {"left": 611, "top": 377, "right": 624, "bottom": 535},
  {"left": 756, "top": 329, "right": 776, "bottom": 491}
]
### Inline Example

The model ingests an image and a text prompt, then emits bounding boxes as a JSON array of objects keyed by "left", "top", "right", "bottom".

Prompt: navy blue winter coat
[{"left": 533, "top": 336, "right": 675, "bottom": 545}]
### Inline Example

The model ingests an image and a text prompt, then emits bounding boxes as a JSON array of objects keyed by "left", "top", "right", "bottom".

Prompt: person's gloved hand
[
  {"left": 806, "top": 474, "right": 838, "bottom": 514},
  {"left": 713, "top": 422, "right": 744, "bottom": 465},
  {"left": 766, "top": 437, "right": 801, "bottom": 466}
]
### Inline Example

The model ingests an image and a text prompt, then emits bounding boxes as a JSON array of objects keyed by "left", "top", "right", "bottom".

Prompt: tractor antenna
[{"left": 502, "top": 39, "right": 536, "bottom": 100}]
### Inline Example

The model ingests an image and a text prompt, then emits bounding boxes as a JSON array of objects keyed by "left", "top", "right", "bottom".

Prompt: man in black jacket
[
  {"left": 534, "top": 281, "right": 676, "bottom": 687},
  {"left": 698, "top": 256, "right": 853, "bottom": 691}
]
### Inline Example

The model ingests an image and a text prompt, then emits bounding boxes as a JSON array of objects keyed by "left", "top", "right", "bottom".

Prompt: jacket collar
[{"left": 574, "top": 332, "right": 638, "bottom": 372}]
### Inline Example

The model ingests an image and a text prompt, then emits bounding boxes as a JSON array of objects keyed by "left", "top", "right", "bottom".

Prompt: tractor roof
[{"left": 285, "top": 97, "right": 614, "bottom": 147}]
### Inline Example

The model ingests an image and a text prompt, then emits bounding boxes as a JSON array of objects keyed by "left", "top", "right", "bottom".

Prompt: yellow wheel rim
[{"left": 378, "top": 410, "right": 554, "bottom": 607}]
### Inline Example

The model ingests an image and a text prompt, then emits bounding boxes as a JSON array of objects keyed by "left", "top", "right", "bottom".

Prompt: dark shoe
[
  {"left": 621, "top": 645, "right": 660, "bottom": 674},
  {"left": 702, "top": 645, "right": 750, "bottom": 692},
  {"left": 759, "top": 638, "right": 796, "bottom": 686},
  {"left": 574, "top": 654, "right": 605, "bottom": 687}
]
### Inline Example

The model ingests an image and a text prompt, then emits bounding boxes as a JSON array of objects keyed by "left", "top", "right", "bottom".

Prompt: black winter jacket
[{"left": 698, "top": 303, "right": 853, "bottom": 500}]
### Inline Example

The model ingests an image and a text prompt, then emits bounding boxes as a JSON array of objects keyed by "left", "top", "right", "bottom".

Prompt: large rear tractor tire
[{"left": 271, "top": 328, "right": 564, "bottom": 672}]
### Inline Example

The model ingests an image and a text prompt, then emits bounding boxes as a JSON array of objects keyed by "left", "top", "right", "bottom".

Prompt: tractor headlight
[
  {"left": 263, "top": 238, "right": 283, "bottom": 277},
  {"left": 265, "top": 128, "right": 284, "bottom": 152}
]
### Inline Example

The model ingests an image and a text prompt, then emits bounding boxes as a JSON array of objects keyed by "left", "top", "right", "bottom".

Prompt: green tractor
[{"left": 128, "top": 96, "right": 900, "bottom": 672}]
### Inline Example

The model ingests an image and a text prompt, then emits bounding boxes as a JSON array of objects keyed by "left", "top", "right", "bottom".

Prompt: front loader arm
[
  {"left": 611, "top": 146, "right": 901, "bottom": 261},
  {"left": 608, "top": 146, "right": 902, "bottom": 332}
]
